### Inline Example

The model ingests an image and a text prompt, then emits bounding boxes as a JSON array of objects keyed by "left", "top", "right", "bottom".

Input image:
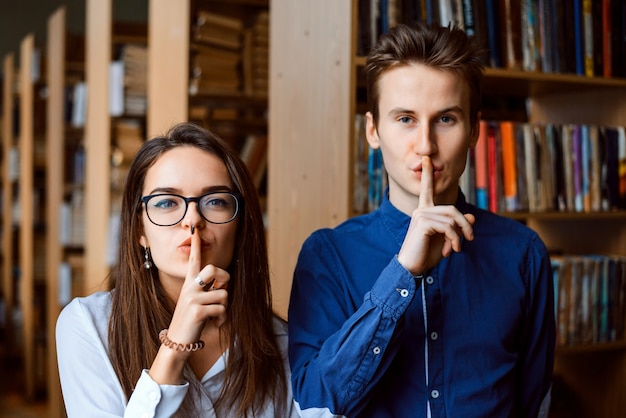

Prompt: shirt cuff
[
  {"left": 125, "top": 369, "right": 189, "bottom": 418},
  {"left": 368, "top": 256, "right": 420, "bottom": 321}
]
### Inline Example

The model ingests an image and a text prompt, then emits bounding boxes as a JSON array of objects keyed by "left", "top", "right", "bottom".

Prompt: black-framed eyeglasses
[{"left": 141, "top": 192, "right": 240, "bottom": 226}]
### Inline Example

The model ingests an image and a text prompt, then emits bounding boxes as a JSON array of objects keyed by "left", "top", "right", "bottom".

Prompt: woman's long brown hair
[{"left": 107, "top": 123, "right": 287, "bottom": 417}]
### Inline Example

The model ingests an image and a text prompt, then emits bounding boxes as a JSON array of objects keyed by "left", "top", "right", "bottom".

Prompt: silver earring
[{"left": 144, "top": 246, "right": 153, "bottom": 269}]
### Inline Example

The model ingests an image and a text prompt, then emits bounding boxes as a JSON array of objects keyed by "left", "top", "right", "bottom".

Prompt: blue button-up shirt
[{"left": 288, "top": 191, "right": 555, "bottom": 418}]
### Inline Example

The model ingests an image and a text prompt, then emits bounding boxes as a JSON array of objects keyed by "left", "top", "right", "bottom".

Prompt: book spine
[
  {"left": 582, "top": 0, "right": 595, "bottom": 77},
  {"left": 475, "top": 120, "right": 489, "bottom": 210},
  {"left": 581, "top": 125, "right": 591, "bottom": 212},
  {"left": 487, "top": 122, "right": 500, "bottom": 212},
  {"left": 602, "top": 0, "right": 612, "bottom": 78},
  {"left": 485, "top": 0, "right": 503, "bottom": 67},
  {"left": 574, "top": 0, "right": 585, "bottom": 75},
  {"left": 572, "top": 125, "right": 583, "bottom": 212},
  {"left": 500, "top": 121, "right": 518, "bottom": 211},
  {"left": 462, "top": 0, "right": 476, "bottom": 36},
  {"left": 523, "top": 123, "right": 538, "bottom": 211}
]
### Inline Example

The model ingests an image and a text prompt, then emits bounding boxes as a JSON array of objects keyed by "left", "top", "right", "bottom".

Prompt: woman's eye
[
  {"left": 154, "top": 198, "right": 178, "bottom": 209},
  {"left": 206, "top": 198, "right": 227, "bottom": 208}
]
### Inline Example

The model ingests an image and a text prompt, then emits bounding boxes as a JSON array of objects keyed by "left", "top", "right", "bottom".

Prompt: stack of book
[
  {"left": 243, "top": 11, "right": 269, "bottom": 97},
  {"left": 121, "top": 44, "right": 147, "bottom": 116},
  {"left": 191, "top": 10, "right": 243, "bottom": 95}
]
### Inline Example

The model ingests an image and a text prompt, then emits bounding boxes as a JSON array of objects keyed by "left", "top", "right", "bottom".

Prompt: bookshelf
[
  {"left": 1, "top": 53, "right": 16, "bottom": 370},
  {"left": 268, "top": 1, "right": 626, "bottom": 417},
  {"left": 45, "top": 6, "right": 86, "bottom": 417},
  {"left": 148, "top": 0, "right": 270, "bottom": 197},
  {"left": 16, "top": 31, "right": 48, "bottom": 401},
  {"left": 84, "top": 0, "right": 148, "bottom": 294}
]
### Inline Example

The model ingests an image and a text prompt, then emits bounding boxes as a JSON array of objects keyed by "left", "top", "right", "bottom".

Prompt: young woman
[{"left": 57, "top": 122, "right": 296, "bottom": 417}]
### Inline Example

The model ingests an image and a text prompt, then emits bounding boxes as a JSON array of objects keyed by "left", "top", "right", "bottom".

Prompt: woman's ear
[{"left": 139, "top": 235, "right": 147, "bottom": 248}]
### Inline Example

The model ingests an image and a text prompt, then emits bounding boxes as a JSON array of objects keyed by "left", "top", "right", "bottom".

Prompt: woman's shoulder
[{"left": 57, "top": 291, "right": 112, "bottom": 337}]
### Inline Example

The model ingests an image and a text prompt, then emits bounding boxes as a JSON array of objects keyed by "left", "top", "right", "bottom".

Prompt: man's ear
[
  {"left": 365, "top": 111, "right": 381, "bottom": 150},
  {"left": 469, "top": 113, "right": 481, "bottom": 149}
]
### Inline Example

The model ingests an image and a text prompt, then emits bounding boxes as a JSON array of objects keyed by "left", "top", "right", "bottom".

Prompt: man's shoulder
[{"left": 468, "top": 205, "right": 548, "bottom": 257}]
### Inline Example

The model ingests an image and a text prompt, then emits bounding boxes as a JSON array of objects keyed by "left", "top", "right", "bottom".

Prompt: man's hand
[{"left": 397, "top": 156, "right": 475, "bottom": 276}]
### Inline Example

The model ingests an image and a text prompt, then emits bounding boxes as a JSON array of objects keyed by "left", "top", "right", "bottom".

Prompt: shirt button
[
  {"left": 431, "top": 389, "right": 440, "bottom": 399},
  {"left": 141, "top": 414, "right": 150, "bottom": 418},
  {"left": 426, "top": 276, "right": 434, "bottom": 285},
  {"left": 399, "top": 289, "right": 409, "bottom": 297},
  {"left": 373, "top": 346, "right": 381, "bottom": 355},
  {"left": 149, "top": 392, "right": 158, "bottom": 401},
  {"left": 430, "top": 332, "right": 438, "bottom": 340}
]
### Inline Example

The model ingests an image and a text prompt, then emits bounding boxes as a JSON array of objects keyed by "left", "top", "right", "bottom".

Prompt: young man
[{"left": 288, "top": 23, "right": 555, "bottom": 417}]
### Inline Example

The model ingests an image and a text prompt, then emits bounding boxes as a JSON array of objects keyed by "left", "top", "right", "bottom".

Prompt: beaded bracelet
[{"left": 159, "top": 329, "right": 205, "bottom": 352}]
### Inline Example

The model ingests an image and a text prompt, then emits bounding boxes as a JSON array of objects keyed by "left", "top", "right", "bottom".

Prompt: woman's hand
[
  {"left": 167, "top": 227, "right": 230, "bottom": 348},
  {"left": 148, "top": 228, "right": 230, "bottom": 385}
]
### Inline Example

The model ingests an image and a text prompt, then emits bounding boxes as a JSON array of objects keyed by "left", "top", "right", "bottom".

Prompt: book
[
  {"left": 500, "top": 121, "right": 518, "bottom": 211},
  {"left": 573, "top": 0, "right": 585, "bottom": 75},
  {"left": 461, "top": 0, "right": 476, "bottom": 36},
  {"left": 604, "top": 127, "right": 620, "bottom": 209},
  {"left": 572, "top": 125, "right": 583, "bottom": 212},
  {"left": 538, "top": 0, "right": 553, "bottom": 73},
  {"left": 602, "top": 0, "right": 613, "bottom": 77},
  {"left": 580, "top": 125, "right": 591, "bottom": 212},
  {"left": 588, "top": 125, "right": 602, "bottom": 211},
  {"left": 109, "top": 60, "right": 124, "bottom": 116},
  {"left": 499, "top": 0, "right": 523, "bottom": 70},
  {"left": 523, "top": 123, "right": 539, "bottom": 212},
  {"left": 485, "top": 0, "right": 503, "bottom": 67},
  {"left": 475, "top": 120, "right": 489, "bottom": 209},
  {"left": 544, "top": 124, "right": 559, "bottom": 210},
  {"left": 591, "top": 0, "right": 605, "bottom": 76},
  {"left": 471, "top": 0, "right": 492, "bottom": 66},
  {"left": 194, "top": 10, "right": 243, "bottom": 50},
  {"left": 536, "top": 124, "right": 553, "bottom": 211},
  {"left": 521, "top": 0, "right": 542, "bottom": 72},
  {"left": 487, "top": 122, "right": 502, "bottom": 212},
  {"left": 515, "top": 122, "right": 529, "bottom": 211},
  {"left": 618, "top": 127, "right": 626, "bottom": 208},
  {"left": 610, "top": 0, "right": 626, "bottom": 77},
  {"left": 582, "top": 0, "right": 595, "bottom": 77}
]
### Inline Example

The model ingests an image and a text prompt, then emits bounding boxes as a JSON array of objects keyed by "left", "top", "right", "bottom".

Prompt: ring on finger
[{"left": 194, "top": 275, "right": 206, "bottom": 288}]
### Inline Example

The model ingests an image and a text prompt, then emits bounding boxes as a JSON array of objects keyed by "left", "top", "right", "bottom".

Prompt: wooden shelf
[{"left": 502, "top": 210, "right": 626, "bottom": 222}]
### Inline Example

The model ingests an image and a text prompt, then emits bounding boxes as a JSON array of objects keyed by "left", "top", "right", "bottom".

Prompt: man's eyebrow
[
  {"left": 388, "top": 107, "right": 415, "bottom": 116},
  {"left": 387, "top": 106, "right": 465, "bottom": 117},
  {"left": 438, "top": 106, "right": 465, "bottom": 115}
]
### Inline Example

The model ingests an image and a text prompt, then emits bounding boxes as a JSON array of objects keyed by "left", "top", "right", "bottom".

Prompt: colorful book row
[
  {"left": 461, "top": 121, "right": 626, "bottom": 214},
  {"left": 357, "top": 0, "right": 626, "bottom": 78},
  {"left": 552, "top": 254, "right": 626, "bottom": 347}
]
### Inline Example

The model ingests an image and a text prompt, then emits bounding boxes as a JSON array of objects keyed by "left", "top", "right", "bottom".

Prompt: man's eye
[
  {"left": 399, "top": 116, "right": 412, "bottom": 124},
  {"left": 440, "top": 115, "right": 454, "bottom": 123}
]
